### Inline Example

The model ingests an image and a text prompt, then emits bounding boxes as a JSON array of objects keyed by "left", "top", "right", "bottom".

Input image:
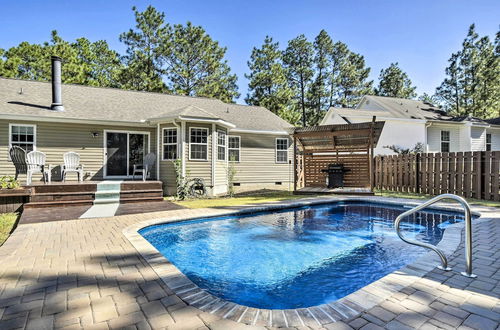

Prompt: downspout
[
  {"left": 425, "top": 122, "right": 432, "bottom": 153},
  {"left": 225, "top": 130, "right": 228, "bottom": 191},
  {"left": 212, "top": 123, "right": 216, "bottom": 195},
  {"left": 156, "top": 123, "right": 160, "bottom": 180},
  {"left": 172, "top": 120, "right": 185, "bottom": 177}
]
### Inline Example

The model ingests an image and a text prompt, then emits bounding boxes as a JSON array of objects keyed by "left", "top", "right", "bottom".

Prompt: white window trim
[
  {"left": 440, "top": 130, "right": 450, "bottom": 152},
  {"left": 103, "top": 129, "right": 151, "bottom": 179},
  {"left": 162, "top": 127, "right": 179, "bottom": 161},
  {"left": 9, "top": 123, "right": 37, "bottom": 156},
  {"left": 228, "top": 135, "right": 241, "bottom": 162},
  {"left": 189, "top": 127, "right": 209, "bottom": 161},
  {"left": 275, "top": 138, "right": 289, "bottom": 164},
  {"left": 217, "top": 129, "right": 227, "bottom": 161}
]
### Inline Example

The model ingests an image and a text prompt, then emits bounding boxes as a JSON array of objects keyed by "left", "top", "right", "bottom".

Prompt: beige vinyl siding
[
  {"left": 232, "top": 133, "right": 293, "bottom": 187},
  {"left": 0, "top": 119, "right": 156, "bottom": 181},
  {"left": 184, "top": 123, "right": 212, "bottom": 187},
  {"left": 159, "top": 123, "right": 177, "bottom": 194},
  {"left": 427, "top": 125, "right": 460, "bottom": 152},
  {"left": 470, "top": 127, "right": 486, "bottom": 151}
]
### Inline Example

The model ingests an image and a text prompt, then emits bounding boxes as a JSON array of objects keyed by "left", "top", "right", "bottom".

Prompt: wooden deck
[
  {"left": 23, "top": 180, "right": 164, "bottom": 208},
  {"left": 295, "top": 186, "right": 374, "bottom": 195}
]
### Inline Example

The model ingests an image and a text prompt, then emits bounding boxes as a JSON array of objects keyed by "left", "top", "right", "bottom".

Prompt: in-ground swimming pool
[{"left": 139, "top": 201, "right": 469, "bottom": 309}]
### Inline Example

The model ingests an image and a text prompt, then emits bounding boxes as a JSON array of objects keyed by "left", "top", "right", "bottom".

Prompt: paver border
[{"left": 123, "top": 196, "right": 493, "bottom": 327}]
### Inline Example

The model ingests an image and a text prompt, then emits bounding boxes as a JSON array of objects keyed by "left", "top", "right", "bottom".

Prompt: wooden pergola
[{"left": 293, "top": 118, "right": 385, "bottom": 192}]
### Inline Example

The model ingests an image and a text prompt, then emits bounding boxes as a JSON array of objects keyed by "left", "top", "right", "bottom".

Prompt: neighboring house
[
  {"left": 321, "top": 95, "right": 500, "bottom": 155},
  {"left": 0, "top": 57, "right": 293, "bottom": 196}
]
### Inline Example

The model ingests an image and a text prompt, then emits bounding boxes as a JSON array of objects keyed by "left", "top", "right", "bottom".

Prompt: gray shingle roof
[
  {"left": 486, "top": 117, "right": 500, "bottom": 125},
  {"left": 359, "top": 95, "right": 450, "bottom": 120},
  {"left": 0, "top": 78, "right": 292, "bottom": 131}
]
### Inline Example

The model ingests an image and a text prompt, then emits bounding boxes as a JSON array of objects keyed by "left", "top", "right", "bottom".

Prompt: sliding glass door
[{"left": 105, "top": 131, "right": 149, "bottom": 178}]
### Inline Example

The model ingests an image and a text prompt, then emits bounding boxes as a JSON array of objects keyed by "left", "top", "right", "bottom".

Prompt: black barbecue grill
[{"left": 321, "top": 164, "right": 350, "bottom": 188}]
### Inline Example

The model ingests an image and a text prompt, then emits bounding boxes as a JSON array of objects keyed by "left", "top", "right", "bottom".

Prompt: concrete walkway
[{"left": 0, "top": 197, "right": 498, "bottom": 330}]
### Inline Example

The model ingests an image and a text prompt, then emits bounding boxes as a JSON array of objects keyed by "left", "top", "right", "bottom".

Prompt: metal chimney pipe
[{"left": 50, "top": 56, "right": 64, "bottom": 111}]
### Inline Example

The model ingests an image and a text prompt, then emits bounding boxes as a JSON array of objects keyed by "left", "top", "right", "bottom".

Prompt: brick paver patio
[{"left": 0, "top": 197, "right": 498, "bottom": 330}]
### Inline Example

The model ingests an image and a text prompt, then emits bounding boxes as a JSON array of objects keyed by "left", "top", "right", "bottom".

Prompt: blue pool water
[{"left": 139, "top": 202, "right": 469, "bottom": 309}]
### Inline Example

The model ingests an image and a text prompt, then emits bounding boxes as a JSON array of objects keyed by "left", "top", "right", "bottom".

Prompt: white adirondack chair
[
  {"left": 61, "top": 152, "right": 84, "bottom": 182},
  {"left": 26, "top": 151, "right": 51, "bottom": 185},
  {"left": 9, "top": 146, "right": 27, "bottom": 181},
  {"left": 132, "top": 152, "right": 156, "bottom": 181}
]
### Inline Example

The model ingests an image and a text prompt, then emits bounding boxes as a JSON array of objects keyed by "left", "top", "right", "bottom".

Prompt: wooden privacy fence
[{"left": 374, "top": 151, "right": 500, "bottom": 201}]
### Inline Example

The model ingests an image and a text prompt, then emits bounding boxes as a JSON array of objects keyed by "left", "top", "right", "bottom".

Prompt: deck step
[
  {"left": 93, "top": 198, "right": 120, "bottom": 205},
  {"left": 120, "top": 196, "right": 164, "bottom": 204},
  {"left": 24, "top": 200, "right": 94, "bottom": 208},
  {"left": 24, "top": 181, "right": 164, "bottom": 208}
]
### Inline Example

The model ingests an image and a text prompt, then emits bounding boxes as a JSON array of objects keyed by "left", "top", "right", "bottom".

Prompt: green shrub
[
  {"left": 0, "top": 176, "right": 20, "bottom": 189},
  {"left": 172, "top": 159, "right": 190, "bottom": 200}
]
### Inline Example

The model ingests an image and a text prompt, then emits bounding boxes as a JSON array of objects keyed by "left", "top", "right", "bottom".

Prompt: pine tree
[
  {"left": 328, "top": 41, "right": 373, "bottom": 108},
  {"left": 418, "top": 93, "right": 438, "bottom": 105},
  {"left": 1, "top": 41, "right": 47, "bottom": 80},
  {"left": 0, "top": 31, "right": 123, "bottom": 87},
  {"left": 73, "top": 38, "right": 123, "bottom": 87},
  {"left": 308, "top": 30, "right": 334, "bottom": 125},
  {"left": 119, "top": 5, "right": 169, "bottom": 92},
  {"left": 436, "top": 24, "right": 499, "bottom": 118},
  {"left": 245, "top": 36, "right": 294, "bottom": 117},
  {"left": 163, "top": 22, "right": 239, "bottom": 103},
  {"left": 283, "top": 35, "right": 314, "bottom": 126},
  {"left": 436, "top": 52, "right": 462, "bottom": 114},
  {"left": 375, "top": 62, "right": 417, "bottom": 98}
]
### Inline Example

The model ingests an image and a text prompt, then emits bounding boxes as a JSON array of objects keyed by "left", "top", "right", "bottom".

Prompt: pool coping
[{"left": 122, "top": 196, "right": 493, "bottom": 328}]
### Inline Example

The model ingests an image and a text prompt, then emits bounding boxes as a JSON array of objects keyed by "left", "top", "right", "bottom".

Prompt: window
[
  {"left": 228, "top": 136, "right": 240, "bottom": 162},
  {"left": 440, "top": 131, "right": 450, "bottom": 152},
  {"left": 486, "top": 133, "right": 492, "bottom": 151},
  {"left": 9, "top": 124, "right": 36, "bottom": 152},
  {"left": 162, "top": 128, "right": 177, "bottom": 160},
  {"left": 189, "top": 127, "right": 208, "bottom": 160},
  {"left": 217, "top": 130, "right": 226, "bottom": 161},
  {"left": 276, "top": 138, "right": 288, "bottom": 163}
]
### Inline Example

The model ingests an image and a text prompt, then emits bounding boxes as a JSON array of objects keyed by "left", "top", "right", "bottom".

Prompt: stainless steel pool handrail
[{"left": 395, "top": 193, "right": 477, "bottom": 278}]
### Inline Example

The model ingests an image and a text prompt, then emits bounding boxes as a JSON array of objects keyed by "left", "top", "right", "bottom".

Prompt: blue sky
[{"left": 1, "top": 0, "right": 498, "bottom": 103}]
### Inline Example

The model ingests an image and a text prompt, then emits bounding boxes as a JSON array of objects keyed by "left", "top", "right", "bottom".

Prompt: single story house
[
  {"left": 0, "top": 57, "right": 293, "bottom": 196},
  {"left": 321, "top": 95, "right": 500, "bottom": 155}
]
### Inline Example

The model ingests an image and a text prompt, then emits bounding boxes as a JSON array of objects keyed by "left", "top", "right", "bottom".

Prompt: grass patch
[
  {"left": 375, "top": 190, "right": 500, "bottom": 208},
  {"left": 0, "top": 212, "right": 18, "bottom": 246},
  {"left": 173, "top": 190, "right": 313, "bottom": 209},
  {"left": 174, "top": 189, "right": 500, "bottom": 209}
]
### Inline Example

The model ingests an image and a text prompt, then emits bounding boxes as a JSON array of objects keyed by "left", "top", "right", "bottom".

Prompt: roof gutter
[
  {"left": 177, "top": 116, "right": 236, "bottom": 129},
  {"left": 148, "top": 115, "right": 236, "bottom": 129},
  {"left": 0, "top": 113, "right": 151, "bottom": 127},
  {"left": 229, "top": 128, "right": 290, "bottom": 135}
]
